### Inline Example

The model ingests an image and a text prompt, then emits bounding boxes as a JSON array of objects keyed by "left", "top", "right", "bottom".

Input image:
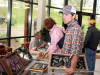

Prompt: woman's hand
[{"left": 42, "top": 51, "right": 48, "bottom": 57}]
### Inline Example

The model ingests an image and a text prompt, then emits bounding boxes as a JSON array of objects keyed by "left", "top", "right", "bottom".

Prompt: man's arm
[
  {"left": 29, "top": 38, "right": 39, "bottom": 50},
  {"left": 70, "top": 55, "right": 78, "bottom": 71},
  {"left": 64, "top": 55, "right": 78, "bottom": 75},
  {"left": 38, "top": 42, "right": 46, "bottom": 48}
]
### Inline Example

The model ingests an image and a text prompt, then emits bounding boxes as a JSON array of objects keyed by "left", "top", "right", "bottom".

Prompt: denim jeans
[{"left": 85, "top": 48, "right": 96, "bottom": 75}]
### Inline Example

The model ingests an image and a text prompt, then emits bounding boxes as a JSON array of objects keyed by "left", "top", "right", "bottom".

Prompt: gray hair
[{"left": 34, "top": 32, "right": 40, "bottom": 37}]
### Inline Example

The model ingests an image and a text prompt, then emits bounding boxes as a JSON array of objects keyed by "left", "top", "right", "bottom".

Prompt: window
[
  {"left": 10, "top": 38, "right": 27, "bottom": 50},
  {"left": 96, "top": 15, "right": 100, "bottom": 51},
  {"left": 51, "top": 0, "right": 64, "bottom": 8},
  {"left": 76, "top": 15, "right": 78, "bottom": 20},
  {"left": 0, "top": 39, "right": 7, "bottom": 46},
  {"left": 82, "top": 15, "right": 90, "bottom": 40},
  {"left": 45, "top": 7, "right": 48, "bottom": 18},
  {"left": 0, "top": 0, "right": 99, "bottom": 51},
  {"left": 31, "top": 4, "right": 38, "bottom": 36},
  {"left": 82, "top": 0, "right": 93, "bottom": 13},
  {"left": 12, "top": 1, "right": 29, "bottom": 37},
  {"left": 95, "top": 15, "right": 100, "bottom": 31},
  {"left": 96, "top": 0, "right": 100, "bottom": 14},
  {"left": 33, "top": 0, "right": 38, "bottom": 3},
  {"left": 0, "top": 0, "right": 8, "bottom": 38},
  {"left": 50, "top": 8, "right": 62, "bottom": 27},
  {"left": 68, "top": 0, "right": 81, "bottom": 11},
  {"left": 11, "top": 0, "right": 30, "bottom": 49},
  {"left": 46, "top": 0, "right": 48, "bottom": 5}
]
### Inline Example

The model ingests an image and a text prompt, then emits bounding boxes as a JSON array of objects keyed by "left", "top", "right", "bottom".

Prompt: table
[
  {"left": 20, "top": 53, "right": 90, "bottom": 75},
  {"left": 20, "top": 54, "right": 49, "bottom": 75}
]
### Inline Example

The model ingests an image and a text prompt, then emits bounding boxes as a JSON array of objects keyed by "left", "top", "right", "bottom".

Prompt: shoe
[
  {"left": 91, "top": 73, "right": 94, "bottom": 75},
  {"left": 88, "top": 73, "right": 94, "bottom": 75}
]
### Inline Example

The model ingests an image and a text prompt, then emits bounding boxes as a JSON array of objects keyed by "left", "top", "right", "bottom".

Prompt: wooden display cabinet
[
  {"left": 24, "top": 62, "right": 48, "bottom": 75},
  {"left": 48, "top": 53, "right": 88, "bottom": 73},
  {"left": 0, "top": 51, "right": 26, "bottom": 75},
  {"left": 24, "top": 69, "right": 43, "bottom": 75},
  {"left": 0, "top": 61, "right": 8, "bottom": 75}
]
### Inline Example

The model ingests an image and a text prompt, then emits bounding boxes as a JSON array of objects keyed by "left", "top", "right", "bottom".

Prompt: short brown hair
[
  {"left": 34, "top": 32, "right": 40, "bottom": 37},
  {"left": 44, "top": 17, "right": 56, "bottom": 30}
]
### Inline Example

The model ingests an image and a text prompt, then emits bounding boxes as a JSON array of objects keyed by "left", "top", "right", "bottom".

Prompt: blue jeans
[{"left": 85, "top": 48, "right": 96, "bottom": 75}]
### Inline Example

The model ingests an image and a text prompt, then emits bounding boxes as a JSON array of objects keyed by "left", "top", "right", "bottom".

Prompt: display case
[
  {"left": 0, "top": 61, "right": 8, "bottom": 75},
  {"left": 15, "top": 45, "right": 33, "bottom": 65},
  {"left": 0, "top": 51, "right": 26, "bottom": 75},
  {"left": 48, "top": 53, "right": 88, "bottom": 71},
  {"left": 24, "top": 70, "right": 43, "bottom": 75},
  {"left": 30, "top": 62, "right": 48, "bottom": 73},
  {"left": 24, "top": 62, "right": 48, "bottom": 75}
]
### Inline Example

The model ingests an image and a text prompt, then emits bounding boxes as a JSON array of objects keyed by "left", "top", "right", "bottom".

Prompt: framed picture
[
  {"left": 1, "top": 51, "right": 26, "bottom": 75},
  {"left": 15, "top": 45, "right": 33, "bottom": 65}
]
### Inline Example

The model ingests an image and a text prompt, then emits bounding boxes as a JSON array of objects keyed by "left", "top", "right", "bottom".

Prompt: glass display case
[{"left": 16, "top": 45, "right": 33, "bottom": 65}]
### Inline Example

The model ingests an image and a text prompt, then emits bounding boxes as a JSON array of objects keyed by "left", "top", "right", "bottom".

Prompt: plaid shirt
[{"left": 62, "top": 21, "right": 84, "bottom": 58}]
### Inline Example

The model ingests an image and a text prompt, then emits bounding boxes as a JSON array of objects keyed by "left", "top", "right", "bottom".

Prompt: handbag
[{"left": 57, "top": 30, "right": 65, "bottom": 49}]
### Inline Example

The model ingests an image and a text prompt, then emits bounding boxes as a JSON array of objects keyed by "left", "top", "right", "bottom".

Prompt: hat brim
[
  {"left": 59, "top": 11, "right": 63, "bottom": 13},
  {"left": 59, "top": 10, "right": 70, "bottom": 14}
]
